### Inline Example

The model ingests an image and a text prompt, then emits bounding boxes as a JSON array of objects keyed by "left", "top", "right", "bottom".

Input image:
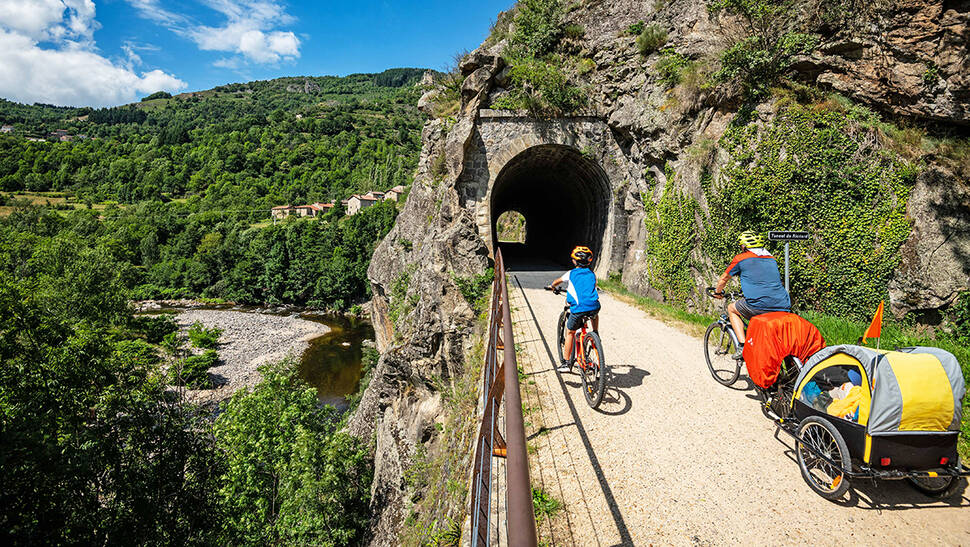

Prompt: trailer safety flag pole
[{"left": 863, "top": 301, "right": 885, "bottom": 350}]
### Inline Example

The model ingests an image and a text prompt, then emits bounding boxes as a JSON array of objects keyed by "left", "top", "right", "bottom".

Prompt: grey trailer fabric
[{"left": 868, "top": 355, "right": 905, "bottom": 435}]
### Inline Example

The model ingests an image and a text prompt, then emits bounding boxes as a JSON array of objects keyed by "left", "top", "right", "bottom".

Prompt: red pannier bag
[{"left": 742, "top": 312, "right": 826, "bottom": 389}]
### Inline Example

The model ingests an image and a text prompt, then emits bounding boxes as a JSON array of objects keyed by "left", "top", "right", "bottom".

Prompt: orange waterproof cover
[{"left": 742, "top": 312, "right": 826, "bottom": 389}]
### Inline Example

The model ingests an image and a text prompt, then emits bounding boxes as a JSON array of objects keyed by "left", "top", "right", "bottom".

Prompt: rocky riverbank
[{"left": 171, "top": 309, "right": 330, "bottom": 406}]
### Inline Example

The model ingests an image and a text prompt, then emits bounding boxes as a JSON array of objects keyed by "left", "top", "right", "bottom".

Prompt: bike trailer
[
  {"left": 793, "top": 344, "right": 966, "bottom": 470},
  {"left": 742, "top": 312, "right": 826, "bottom": 389}
]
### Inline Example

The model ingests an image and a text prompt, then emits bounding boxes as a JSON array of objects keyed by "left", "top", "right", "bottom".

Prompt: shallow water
[{"left": 297, "top": 312, "right": 375, "bottom": 409}]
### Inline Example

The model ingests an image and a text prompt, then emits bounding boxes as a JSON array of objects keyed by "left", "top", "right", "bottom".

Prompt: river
[{"left": 297, "top": 312, "right": 375, "bottom": 409}]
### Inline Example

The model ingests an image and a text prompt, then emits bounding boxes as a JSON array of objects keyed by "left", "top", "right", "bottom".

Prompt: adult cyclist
[
  {"left": 713, "top": 230, "right": 791, "bottom": 359},
  {"left": 547, "top": 246, "right": 600, "bottom": 373}
]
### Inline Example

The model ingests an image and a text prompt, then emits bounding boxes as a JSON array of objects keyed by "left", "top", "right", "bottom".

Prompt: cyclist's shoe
[
  {"left": 732, "top": 344, "right": 744, "bottom": 360},
  {"left": 557, "top": 359, "right": 572, "bottom": 373}
]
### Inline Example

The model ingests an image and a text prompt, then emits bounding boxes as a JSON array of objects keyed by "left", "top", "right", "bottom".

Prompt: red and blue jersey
[{"left": 725, "top": 249, "right": 791, "bottom": 311}]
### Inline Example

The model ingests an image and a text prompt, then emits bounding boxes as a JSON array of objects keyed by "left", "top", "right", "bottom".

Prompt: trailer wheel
[
  {"left": 796, "top": 416, "right": 851, "bottom": 500},
  {"left": 907, "top": 474, "right": 956, "bottom": 498}
]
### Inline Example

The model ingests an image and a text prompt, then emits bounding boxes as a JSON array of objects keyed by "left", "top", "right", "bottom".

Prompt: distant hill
[{"left": 0, "top": 68, "right": 428, "bottom": 209}]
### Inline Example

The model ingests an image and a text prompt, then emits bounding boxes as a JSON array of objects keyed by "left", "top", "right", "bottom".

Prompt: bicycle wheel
[
  {"left": 556, "top": 310, "right": 568, "bottom": 364},
  {"left": 796, "top": 416, "right": 851, "bottom": 500},
  {"left": 704, "top": 322, "right": 741, "bottom": 386},
  {"left": 580, "top": 332, "right": 606, "bottom": 408}
]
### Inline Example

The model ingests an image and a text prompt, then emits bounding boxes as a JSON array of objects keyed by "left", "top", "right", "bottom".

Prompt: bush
[
  {"left": 510, "top": 0, "right": 566, "bottom": 57},
  {"left": 453, "top": 268, "right": 495, "bottom": 313},
  {"left": 141, "top": 91, "right": 172, "bottom": 101},
  {"left": 637, "top": 24, "right": 668, "bottom": 56},
  {"left": 132, "top": 313, "right": 178, "bottom": 343},
  {"left": 492, "top": 56, "right": 586, "bottom": 116},
  {"left": 641, "top": 179, "right": 699, "bottom": 302},
  {"left": 188, "top": 321, "right": 222, "bottom": 349},
  {"left": 948, "top": 291, "right": 970, "bottom": 346},
  {"left": 626, "top": 21, "right": 645, "bottom": 36},
  {"left": 170, "top": 349, "right": 218, "bottom": 389},
  {"left": 564, "top": 23, "right": 585, "bottom": 39},
  {"left": 214, "top": 361, "right": 372, "bottom": 544},
  {"left": 708, "top": 0, "right": 818, "bottom": 99},
  {"left": 655, "top": 49, "right": 692, "bottom": 88}
]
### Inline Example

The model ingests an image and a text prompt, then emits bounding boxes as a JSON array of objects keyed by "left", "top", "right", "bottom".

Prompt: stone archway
[{"left": 489, "top": 144, "right": 612, "bottom": 268}]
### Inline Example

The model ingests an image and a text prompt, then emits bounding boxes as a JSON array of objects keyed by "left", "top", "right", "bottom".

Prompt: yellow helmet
[
  {"left": 571, "top": 246, "right": 593, "bottom": 266},
  {"left": 738, "top": 230, "right": 766, "bottom": 249}
]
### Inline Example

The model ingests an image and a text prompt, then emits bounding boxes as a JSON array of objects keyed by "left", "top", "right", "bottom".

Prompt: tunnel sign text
[{"left": 768, "top": 231, "right": 809, "bottom": 241}]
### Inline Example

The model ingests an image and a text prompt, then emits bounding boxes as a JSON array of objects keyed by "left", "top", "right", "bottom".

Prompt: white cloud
[
  {"left": 130, "top": 0, "right": 301, "bottom": 65},
  {"left": 126, "top": 0, "right": 188, "bottom": 27},
  {"left": 0, "top": 3, "right": 186, "bottom": 107},
  {"left": 0, "top": 0, "right": 97, "bottom": 42}
]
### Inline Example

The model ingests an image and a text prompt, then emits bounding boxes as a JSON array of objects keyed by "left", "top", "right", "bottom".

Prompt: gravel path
[
  {"left": 174, "top": 309, "right": 329, "bottom": 405},
  {"left": 508, "top": 270, "right": 970, "bottom": 546}
]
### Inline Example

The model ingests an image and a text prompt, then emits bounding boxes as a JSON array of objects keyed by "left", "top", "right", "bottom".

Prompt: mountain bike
[
  {"left": 704, "top": 286, "right": 801, "bottom": 419},
  {"left": 703, "top": 286, "right": 745, "bottom": 386},
  {"left": 545, "top": 286, "right": 607, "bottom": 408}
]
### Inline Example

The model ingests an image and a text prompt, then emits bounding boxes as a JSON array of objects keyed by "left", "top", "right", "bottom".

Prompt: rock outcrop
[
  {"left": 348, "top": 119, "right": 489, "bottom": 543},
  {"left": 798, "top": 1, "right": 970, "bottom": 125}
]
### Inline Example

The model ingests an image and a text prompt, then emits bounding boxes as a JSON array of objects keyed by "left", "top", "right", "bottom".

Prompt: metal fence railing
[{"left": 469, "top": 248, "right": 538, "bottom": 546}]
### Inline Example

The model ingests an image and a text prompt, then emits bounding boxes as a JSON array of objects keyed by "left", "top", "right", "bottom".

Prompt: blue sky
[{"left": 0, "top": 0, "right": 515, "bottom": 107}]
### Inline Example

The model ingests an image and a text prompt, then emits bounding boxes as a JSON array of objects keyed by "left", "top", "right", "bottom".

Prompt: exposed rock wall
[
  {"left": 347, "top": 119, "right": 489, "bottom": 544},
  {"left": 798, "top": 0, "right": 970, "bottom": 125}
]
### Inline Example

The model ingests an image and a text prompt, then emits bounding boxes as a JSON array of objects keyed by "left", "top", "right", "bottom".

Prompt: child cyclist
[{"left": 546, "top": 246, "right": 600, "bottom": 373}]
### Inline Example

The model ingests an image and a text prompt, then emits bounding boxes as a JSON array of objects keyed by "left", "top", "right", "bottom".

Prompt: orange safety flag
[{"left": 862, "top": 301, "right": 884, "bottom": 345}]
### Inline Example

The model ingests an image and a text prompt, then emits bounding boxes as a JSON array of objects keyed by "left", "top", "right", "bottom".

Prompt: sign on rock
[{"left": 769, "top": 231, "right": 809, "bottom": 241}]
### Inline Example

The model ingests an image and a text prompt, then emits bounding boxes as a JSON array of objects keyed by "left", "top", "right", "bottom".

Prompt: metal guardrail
[{"left": 469, "top": 249, "right": 538, "bottom": 546}]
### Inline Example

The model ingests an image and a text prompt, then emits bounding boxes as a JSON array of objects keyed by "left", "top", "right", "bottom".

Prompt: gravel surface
[
  {"left": 173, "top": 309, "right": 329, "bottom": 405},
  {"left": 508, "top": 270, "right": 970, "bottom": 546}
]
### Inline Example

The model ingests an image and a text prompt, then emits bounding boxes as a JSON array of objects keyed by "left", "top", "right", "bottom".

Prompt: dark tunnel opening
[{"left": 490, "top": 144, "right": 611, "bottom": 269}]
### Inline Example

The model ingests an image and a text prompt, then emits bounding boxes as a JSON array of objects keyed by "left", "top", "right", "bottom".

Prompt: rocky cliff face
[
  {"left": 347, "top": 118, "right": 490, "bottom": 544},
  {"left": 355, "top": 0, "right": 969, "bottom": 543}
]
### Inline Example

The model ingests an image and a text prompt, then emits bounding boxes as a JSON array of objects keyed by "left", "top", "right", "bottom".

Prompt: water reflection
[{"left": 297, "top": 312, "right": 375, "bottom": 409}]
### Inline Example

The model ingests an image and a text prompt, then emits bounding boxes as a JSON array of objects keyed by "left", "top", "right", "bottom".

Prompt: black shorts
[
  {"left": 566, "top": 305, "right": 600, "bottom": 331},
  {"left": 734, "top": 298, "right": 782, "bottom": 320}
]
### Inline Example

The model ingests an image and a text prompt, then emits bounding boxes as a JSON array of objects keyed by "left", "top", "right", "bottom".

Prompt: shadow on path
[{"left": 513, "top": 274, "right": 635, "bottom": 546}]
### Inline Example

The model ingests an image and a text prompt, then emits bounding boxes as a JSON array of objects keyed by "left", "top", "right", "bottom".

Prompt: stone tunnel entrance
[{"left": 489, "top": 144, "right": 612, "bottom": 268}]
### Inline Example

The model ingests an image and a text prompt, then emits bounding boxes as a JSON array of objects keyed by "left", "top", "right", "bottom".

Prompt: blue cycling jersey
[
  {"left": 725, "top": 250, "right": 791, "bottom": 311},
  {"left": 557, "top": 267, "right": 600, "bottom": 313}
]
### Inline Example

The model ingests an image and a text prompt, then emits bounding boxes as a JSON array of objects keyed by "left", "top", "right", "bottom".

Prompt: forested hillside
[
  {"left": 0, "top": 69, "right": 425, "bottom": 307},
  {"left": 0, "top": 68, "right": 424, "bottom": 208},
  {"left": 1, "top": 68, "right": 427, "bottom": 544}
]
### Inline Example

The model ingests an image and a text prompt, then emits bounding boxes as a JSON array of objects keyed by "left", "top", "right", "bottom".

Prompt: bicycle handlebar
[
  {"left": 544, "top": 285, "right": 564, "bottom": 295},
  {"left": 705, "top": 286, "right": 742, "bottom": 299}
]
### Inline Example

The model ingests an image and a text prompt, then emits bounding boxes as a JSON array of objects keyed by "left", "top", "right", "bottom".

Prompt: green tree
[
  {"left": 0, "top": 234, "right": 222, "bottom": 545},
  {"left": 213, "top": 361, "right": 372, "bottom": 545}
]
